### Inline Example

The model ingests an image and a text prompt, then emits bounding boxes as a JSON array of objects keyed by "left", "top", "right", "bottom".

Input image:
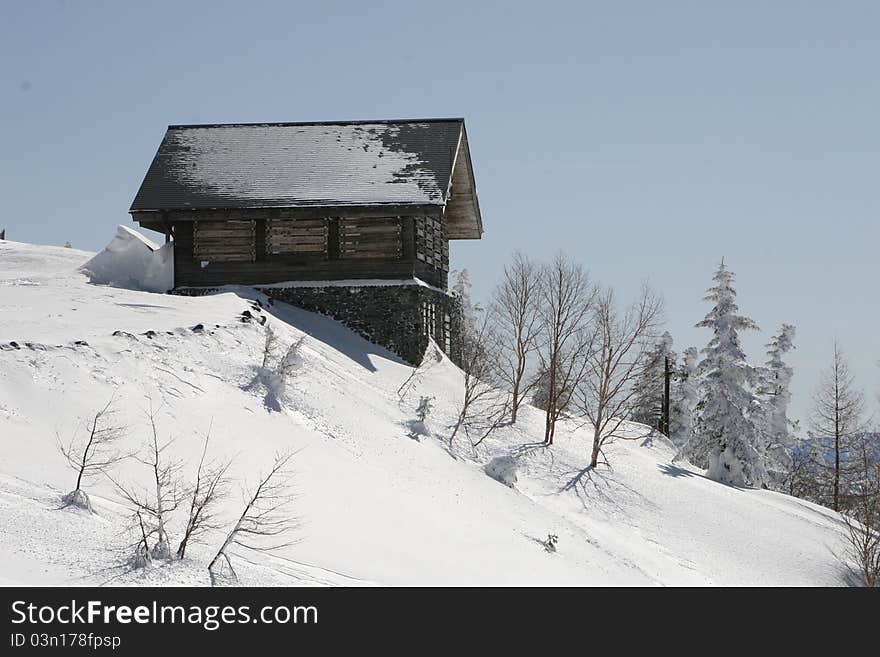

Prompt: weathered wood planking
[
  {"left": 443, "top": 128, "right": 482, "bottom": 239},
  {"left": 193, "top": 219, "right": 256, "bottom": 262},
  {"left": 339, "top": 216, "right": 401, "bottom": 259},
  {"left": 266, "top": 218, "right": 329, "bottom": 256},
  {"left": 168, "top": 208, "right": 448, "bottom": 288}
]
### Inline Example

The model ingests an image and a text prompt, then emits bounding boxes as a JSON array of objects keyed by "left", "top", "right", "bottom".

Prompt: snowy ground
[{"left": 0, "top": 238, "right": 855, "bottom": 586}]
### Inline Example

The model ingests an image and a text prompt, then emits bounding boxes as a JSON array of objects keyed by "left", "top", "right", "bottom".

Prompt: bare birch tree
[
  {"left": 177, "top": 427, "right": 232, "bottom": 560},
  {"left": 536, "top": 254, "right": 599, "bottom": 445},
  {"left": 57, "top": 393, "right": 127, "bottom": 511},
  {"left": 209, "top": 451, "right": 298, "bottom": 581},
  {"left": 579, "top": 285, "right": 664, "bottom": 467},
  {"left": 841, "top": 433, "right": 880, "bottom": 587},
  {"left": 490, "top": 252, "right": 543, "bottom": 424},
  {"left": 809, "top": 343, "right": 868, "bottom": 511},
  {"left": 109, "top": 403, "right": 183, "bottom": 561},
  {"left": 449, "top": 311, "right": 509, "bottom": 449}
]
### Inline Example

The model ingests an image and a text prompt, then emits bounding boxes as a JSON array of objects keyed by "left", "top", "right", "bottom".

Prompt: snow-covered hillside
[{"left": 0, "top": 239, "right": 855, "bottom": 586}]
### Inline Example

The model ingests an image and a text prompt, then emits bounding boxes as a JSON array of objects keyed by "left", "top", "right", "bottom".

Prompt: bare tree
[
  {"left": 397, "top": 340, "right": 445, "bottom": 401},
  {"left": 109, "top": 403, "right": 183, "bottom": 561},
  {"left": 123, "top": 511, "right": 154, "bottom": 569},
  {"left": 209, "top": 451, "right": 298, "bottom": 581},
  {"left": 536, "top": 254, "right": 599, "bottom": 445},
  {"left": 449, "top": 312, "right": 510, "bottom": 449},
  {"left": 809, "top": 343, "right": 868, "bottom": 511},
  {"left": 57, "top": 394, "right": 127, "bottom": 511},
  {"left": 177, "top": 427, "right": 232, "bottom": 560},
  {"left": 783, "top": 439, "right": 821, "bottom": 501},
  {"left": 840, "top": 433, "right": 880, "bottom": 587},
  {"left": 490, "top": 252, "right": 543, "bottom": 424},
  {"left": 579, "top": 285, "right": 664, "bottom": 468}
]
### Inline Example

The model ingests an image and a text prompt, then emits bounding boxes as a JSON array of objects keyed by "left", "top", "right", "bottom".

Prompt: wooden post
[
  {"left": 662, "top": 356, "right": 671, "bottom": 436},
  {"left": 327, "top": 218, "right": 340, "bottom": 260}
]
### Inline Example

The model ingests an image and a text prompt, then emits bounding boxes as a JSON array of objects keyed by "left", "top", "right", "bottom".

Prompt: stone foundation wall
[{"left": 174, "top": 283, "right": 461, "bottom": 366}]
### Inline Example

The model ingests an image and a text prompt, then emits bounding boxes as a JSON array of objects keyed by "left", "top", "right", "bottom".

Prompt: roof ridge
[{"left": 167, "top": 118, "right": 466, "bottom": 130}]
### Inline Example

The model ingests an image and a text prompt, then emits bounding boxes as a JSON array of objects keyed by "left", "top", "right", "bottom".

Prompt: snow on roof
[{"left": 129, "top": 119, "right": 465, "bottom": 212}]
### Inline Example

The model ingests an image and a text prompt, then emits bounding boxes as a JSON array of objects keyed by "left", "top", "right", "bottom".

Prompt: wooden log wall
[
  {"left": 339, "top": 217, "right": 402, "bottom": 259},
  {"left": 193, "top": 219, "right": 256, "bottom": 262},
  {"left": 266, "top": 218, "right": 329, "bottom": 257},
  {"left": 166, "top": 208, "right": 450, "bottom": 289}
]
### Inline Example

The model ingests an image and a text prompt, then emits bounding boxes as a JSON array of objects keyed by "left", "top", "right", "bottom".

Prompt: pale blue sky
[{"left": 1, "top": 0, "right": 878, "bottom": 424}]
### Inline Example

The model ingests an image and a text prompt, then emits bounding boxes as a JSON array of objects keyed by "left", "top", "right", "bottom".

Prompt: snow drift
[
  {"left": 80, "top": 225, "right": 173, "bottom": 293},
  {"left": 485, "top": 455, "right": 518, "bottom": 488}
]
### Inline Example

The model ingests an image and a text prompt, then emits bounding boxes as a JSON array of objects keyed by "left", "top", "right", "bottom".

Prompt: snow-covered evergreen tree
[
  {"left": 670, "top": 346, "right": 699, "bottom": 449},
  {"left": 687, "top": 261, "right": 766, "bottom": 487},
  {"left": 630, "top": 332, "right": 677, "bottom": 432},
  {"left": 451, "top": 268, "right": 481, "bottom": 358},
  {"left": 451, "top": 269, "right": 478, "bottom": 329},
  {"left": 756, "top": 324, "right": 798, "bottom": 484}
]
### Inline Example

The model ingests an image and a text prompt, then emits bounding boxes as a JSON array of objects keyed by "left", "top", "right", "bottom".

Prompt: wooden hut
[{"left": 129, "top": 118, "right": 483, "bottom": 364}]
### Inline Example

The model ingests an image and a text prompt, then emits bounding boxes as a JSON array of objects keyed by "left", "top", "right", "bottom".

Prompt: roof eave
[{"left": 129, "top": 200, "right": 446, "bottom": 215}]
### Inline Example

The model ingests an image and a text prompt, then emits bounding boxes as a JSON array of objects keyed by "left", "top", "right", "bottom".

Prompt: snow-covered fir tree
[
  {"left": 670, "top": 346, "right": 699, "bottom": 449},
  {"left": 756, "top": 324, "right": 798, "bottom": 485},
  {"left": 687, "top": 261, "right": 767, "bottom": 487},
  {"left": 630, "top": 332, "right": 677, "bottom": 432},
  {"left": 451, "top": 268, "right": 481, "bottom": 352},
  {"left": 451, "top": 269, "right": 478, "bottom": 327}
]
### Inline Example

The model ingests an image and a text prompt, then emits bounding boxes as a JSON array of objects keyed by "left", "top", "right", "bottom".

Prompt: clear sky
[{"left": 2, "top": 0, "right": 878, "bottom": 425}]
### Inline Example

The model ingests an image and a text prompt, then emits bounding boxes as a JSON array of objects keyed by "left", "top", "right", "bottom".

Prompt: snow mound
[
  {"left": 61, "top": 489, "right": 93, "bottom": 512},
  {"left": 80, "top": 225, "right": 173, "bottom": 293},
  {"left": 485, "top": 455, "right": 518, "bottom": 488}
]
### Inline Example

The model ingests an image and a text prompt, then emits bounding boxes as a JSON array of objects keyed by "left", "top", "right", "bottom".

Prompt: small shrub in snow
[
  {"left": 57, "top": 394, "right": 126, "bottom": 513},
  {"left": 406, "top": 396, "right": 434, "bottom": 441},
  {"left": 485, "top": 455, "right": 518, "bottom": 488},
  {"left": 543, "top": 534, "right": 558, "bottom": 553},
  {"left": 253, "top": 326, "right": 307, "bottom": 411},
  {"left": 416, "top": 396, "right": 433, "bottom": 422}
]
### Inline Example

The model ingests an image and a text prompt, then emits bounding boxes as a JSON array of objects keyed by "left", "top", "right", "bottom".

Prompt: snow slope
[{"left": 0, "top": 239, "right": 855, "bottom": 586}]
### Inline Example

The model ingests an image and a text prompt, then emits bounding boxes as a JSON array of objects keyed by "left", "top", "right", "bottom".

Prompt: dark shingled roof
[{"left": 129, "top": 120, "right": 482, "bottom": 235}]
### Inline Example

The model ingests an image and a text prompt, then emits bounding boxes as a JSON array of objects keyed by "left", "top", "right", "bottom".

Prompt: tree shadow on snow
[
  {"left": 513, "top": 441, "right": 552, "bottom": 456},
  {"left": 657, "top": 463, "right": 699, "bottom": 479},
  {"left": 241, "top": 373, "right": 283, "bottom": 413},
  {"left": 403, "top": 418, "right": 429, "bottom": 442},
  {"left": 557, "top": 465, "right": 651, "bottom": 516},
  {"left": 657, "top": 463, "right": 752, "bottom": 491},
  {"left": 837, "top": 564, "right": 863, "bottom": 587},
  {"left": 510, "top": 442, "right": 556, "bottom": 469}
]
